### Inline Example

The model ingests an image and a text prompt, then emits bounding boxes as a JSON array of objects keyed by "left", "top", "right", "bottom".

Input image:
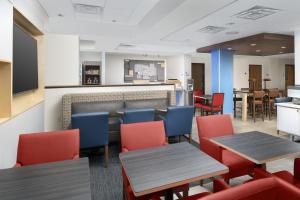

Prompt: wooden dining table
[
  {"left": 210, "top": 131, "right": 300, "bottom": 168},
  {"left": 0, "top": 158, "right": 91, "bottom": 200},
  {"left": 119, "top": 142, "right": 228, "bottom": 200}
]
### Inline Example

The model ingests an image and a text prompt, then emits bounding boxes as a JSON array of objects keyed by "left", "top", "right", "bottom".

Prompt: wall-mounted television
[{"left": 13, "top": 23, "right": 38, "bottom": 94}]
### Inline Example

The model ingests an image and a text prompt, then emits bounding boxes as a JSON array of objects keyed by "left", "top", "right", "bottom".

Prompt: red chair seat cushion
[
  {"left": 273, "top": 170, "right": 300, "bottom": 188},
  {"left": 222, "top": 150, "right": 255, "bottom": 178},
  {"left": 198, "top": 104, "right": 222, "bottom": 111}
]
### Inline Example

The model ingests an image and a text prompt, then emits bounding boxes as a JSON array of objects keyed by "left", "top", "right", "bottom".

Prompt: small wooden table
[
  {"left": 0, "top": 158, "right": 92, "bottom": 200},
  {"left": 210, "top": 131, "right": 300, "bottom": 165},
  {"left": 119, "top": 142, "right": 228, "bottom": 200}
]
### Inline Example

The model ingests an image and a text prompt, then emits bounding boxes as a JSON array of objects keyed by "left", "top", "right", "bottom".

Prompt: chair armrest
[
  {"left": 213, "top": 179, "right": 231, "bottom": 192},
  {"left": 122, "top": 147, "right": 129, "bottom": 152},
  {"left": 73, "top": 154, "right": 79, "bottom": 160},
  {"left": 200, "top": 137, "right": 223, "bottom": 161},
  {"left": 294, "top": 158, "right": 300, "bottom": 179}
]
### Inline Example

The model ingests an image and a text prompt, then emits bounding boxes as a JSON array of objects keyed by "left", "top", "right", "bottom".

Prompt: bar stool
[
  {"left": 267, "top": 89, "right": 279, "bottom": 120},
  {"left": 252, "top": 91, "right": 265, "bottom": 122}
]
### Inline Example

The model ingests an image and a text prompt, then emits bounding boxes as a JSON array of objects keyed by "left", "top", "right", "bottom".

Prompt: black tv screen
[{"left": 13, "top": 23, "right": 38, "bottom": 94}]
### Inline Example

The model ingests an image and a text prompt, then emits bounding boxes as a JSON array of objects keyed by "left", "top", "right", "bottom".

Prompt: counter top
[
  {"left": 45, "top": 83, "right": 175, "bottom": 89},
  {"left": 276, "top": 102, "right": 300, "bottom": 109}
]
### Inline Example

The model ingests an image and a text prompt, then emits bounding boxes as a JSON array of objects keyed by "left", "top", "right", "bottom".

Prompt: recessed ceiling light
[
  {"left": 226, "top": 22, "right": 235, "bottom": 26},
  {"left": 281, "top": 46, "right": 286, "bottom": 49},
  {"left": 279, "top": 51, "right": 284, "bottom": 54},
  {"left": 250, "top": 43, "right": 257, "bottom": 46},
  {"left": 112, "top": 19, "right": 117, "bottom": 23},
  {"left": 256, "top": 49, "right": 261, "bottom": 52},
  {"left": 226, "top": 31, "right": 239, "bottom": 35},
  {"left": 58, "top": 13, "right": 64, "bottom": 17},
  {"left": 227, "top": 47, "right": 232, "bottom": 50}
]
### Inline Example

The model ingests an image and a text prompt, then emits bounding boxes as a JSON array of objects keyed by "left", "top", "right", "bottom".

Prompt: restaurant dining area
[{"left": 2, "top": 0, "right": 300, "bottom": 200}]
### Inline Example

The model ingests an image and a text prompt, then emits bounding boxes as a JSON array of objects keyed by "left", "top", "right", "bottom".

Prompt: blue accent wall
[{"left": 211, "top": 49, "right": 233, "bottom": 114}]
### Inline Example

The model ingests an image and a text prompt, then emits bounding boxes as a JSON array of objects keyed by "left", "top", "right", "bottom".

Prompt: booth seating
[
  {"left": 15, "top": 129, "right": 79, "bottom": 167},
  {"left": 63, "top": 90, "right": 175, "bottom": 142},
  {"left": 121, "top": 109, "right": 155, "bottom": 124},
  {"left": 158, "top": 106, "right": 194, "bottom": 143},
  {"left": 71, "top": 112, "right": 109, "bottom": 167},
  {"left": 196, "top": 115, "right": 255, "bottom": 182}
]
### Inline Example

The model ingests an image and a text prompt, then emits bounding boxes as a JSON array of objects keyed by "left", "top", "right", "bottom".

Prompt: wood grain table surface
[
  {"left": 0, "top": 158, "right": 91, "bottom": 200},
  {"left": 211, "top": 131, "right": 300, "bottom": 164},
  {"left": 119, "top": 142, "right": 228, "bottom": 197}
]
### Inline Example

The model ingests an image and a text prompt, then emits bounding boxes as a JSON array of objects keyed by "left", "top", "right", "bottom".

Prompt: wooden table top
[
  {"left": 119, "top": 142, "right": 228, "bottom": 197},
  {"left": 211, "top": 131, "right": 300, "bottom": 164},
  {"left": 0, "top": 158, "right": 91, "bottom": 200}
]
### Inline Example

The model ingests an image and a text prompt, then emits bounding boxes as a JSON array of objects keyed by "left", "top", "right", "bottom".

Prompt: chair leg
[
  {"left": 178, "top": 135, "right": 181, "bottom": 143},
  {"left": 189, "top": 134, "right": 192, "bottom": 143},
  {"left": 277, "top": 130, "right": 280, "bottom": 135},
  {"left": 253, "top": 104, "right": 256, "bottom": 122},
  {"left": 183, "top": 190, "right": 188, "bottom": 197},
  {"left": 199, "top": 180, "right": 204, "bottom": 186},
  {"left": 104, "top": 144, "right": 109, "bottom": 168}
]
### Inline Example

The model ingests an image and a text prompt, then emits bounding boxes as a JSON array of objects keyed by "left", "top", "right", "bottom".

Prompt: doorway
[
  {"left": 285, "top": 64, "right": 295, "bottom": 90},
  {"left": 191, "top": 63, "right": 205, "bottom": 91},
  {"left": 249, "top": 65, "right": 262, "bottom": 90}
]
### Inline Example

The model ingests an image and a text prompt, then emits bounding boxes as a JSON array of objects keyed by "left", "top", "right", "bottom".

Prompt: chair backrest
[
  {"left": 71, "top": 112, "right": 109, "bottom": 149},
  {"left": 212, "top": 93, "right": 224, "bottom": 107},
  {"left": 196, "top": 115, "right": 234, "bottom": 139},
  {"left": 268, "top": 89, "right": 279, "bottom": 99},
  {"left": 16, "top": 129, "right": 79, "bottom": 166},
  {"left": 121, "top": 121, "right": 167, "bottom": 152},
  {"left": 253, "top": 91, "right": 265, "bottom": 100},
  {"left": 123, "top": 109, "right": 155, "bottom": 124},
  {"left": 201, "top": 178, "right": 300, "bottom": 200},
  {"left": 164, "top": 106, "right": 194, "bottom": 136}
]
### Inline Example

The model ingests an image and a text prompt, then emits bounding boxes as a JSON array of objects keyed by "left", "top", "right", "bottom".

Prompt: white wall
[
  {"left": 44, "top": 34, "right": 80, "bottom": 86},
  {"left": 0, "top": 103, "right": 44, "bottom": 169},
  {"left": 234, "top": 55, "right": 294, "bottom": 90},
  {"left": 295, "top": 30, "right": 300, "bottom": 85},
  {"left": 105, "top": 53, "right": 167, "bottom": 84},
  {"left": 191, "top": 53, "right": 212, "bottom": 94},
  {"left": 0, "top": 0, "right": 48, "bottom": 169}
]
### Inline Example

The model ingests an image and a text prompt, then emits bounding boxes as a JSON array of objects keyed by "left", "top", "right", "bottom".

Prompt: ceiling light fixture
[
  {"left": 226, "top": 31, "right": 239, "bottom": 35},
  {"left": 281, "top": 46, "right": 286, "bottom": 49},
  {"left": 112, "top": 19, "right": 117, "bottom": 23},
  {"left": 227, "top": 47, "right": 232, "bottom": 50},
  {"left": 233, "top": 5, "right": 281, "bottom": 20},
  {"left": 250, "top": 43, "right": 257, "bottom": 46},
  {"left": 279, "top": 51, "right": 284, "bottom": 54},
  {"left": 226, "top": 22, "right": 235, "bottom": 26},
  {"left": 256, "top": 49, "right": 261, "bottom": 52},
  {"left": 58, "top": 13, "right": 64, "bottom": 17}
]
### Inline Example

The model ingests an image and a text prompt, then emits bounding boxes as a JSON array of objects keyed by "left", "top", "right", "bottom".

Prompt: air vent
[
  {"left": 198, "top": 26, "right": 227, "bottom": 34},
  {"left": 118, "top": 43, "right": 136, "bottom": 48},
  {"left": 73, "top": 3, "right": 103, "bottom": 15},
  {"left": 233, "top": 5, "right": 280, "bottom": 20}
]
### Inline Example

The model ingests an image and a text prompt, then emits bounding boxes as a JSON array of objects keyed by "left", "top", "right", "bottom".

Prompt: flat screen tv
[{"left": 13, "top": 23, "right": 38, "bottom": 94}]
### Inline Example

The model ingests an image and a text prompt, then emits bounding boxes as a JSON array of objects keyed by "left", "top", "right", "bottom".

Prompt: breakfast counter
[{"left": 277, "top": 102, "right": 300, "bottom": 137}]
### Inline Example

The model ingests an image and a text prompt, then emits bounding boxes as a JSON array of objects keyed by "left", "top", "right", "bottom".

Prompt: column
[
  {"left": 295, "top": 30, "right": 300, "bottom": 85},
  {"left": 211, "top": 49, "right": 234, "bottom": 114},
  {"left": 101, "top": 51, "right": 106, "bottom": 84}
]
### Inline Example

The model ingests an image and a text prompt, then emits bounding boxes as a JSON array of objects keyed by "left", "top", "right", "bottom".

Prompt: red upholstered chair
[
  {"left": 193, "top": 89, "right": 204, "bottom": 104},
  {"left": 247, "top": 158, "right": 300, "bottom": 189},
  {"left": 15, "top": 129, "right": 80, "bottom": 167},
  {"left": 196, "top": 115, "right": 255, "bottom": 182},
  {"left": 198, "top": 93, "right": 224, "bottom": 115},
  {"left": 121, "top": 121, "right": 188, "bottom": 200},
  {"left": 178, "top": 177, "right": 300, "bottom": 200}
]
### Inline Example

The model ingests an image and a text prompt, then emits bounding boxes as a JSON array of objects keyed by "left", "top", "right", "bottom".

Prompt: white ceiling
[{"left": 38, "top": 0, "right": 300, "bottom": 55}]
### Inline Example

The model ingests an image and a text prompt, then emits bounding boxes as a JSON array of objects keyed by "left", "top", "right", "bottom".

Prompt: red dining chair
[
  {"left": 196, "top": 115, "right": 255, "bottom": 182},
  {"left": 15, "top": 129, "right": 80, "bottom": 167},
  {"left": 193, "top": 89, "right": 204, "bottom": 104},
  {"left": 121, "top": 121, "right": 189, "bottom": 200},
  {"left": 198, "top": 93, "right": 224, "bottom": 115},
  {"left": 245, "top": 158, "right": 300, "bottom": 189}
]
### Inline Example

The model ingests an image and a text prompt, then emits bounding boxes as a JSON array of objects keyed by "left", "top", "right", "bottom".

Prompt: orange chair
[
  {"left": 15, "top": 129, "right": 80, "bottom": 167},
  {"left": 196, "top": 115, "right": 255, "bottom": 182},
  {"left": 193, "top": 89, "right": 204, "bottom": 104},
  {"left": 121, "top": 121, "right": 188, "bottom": 200}
]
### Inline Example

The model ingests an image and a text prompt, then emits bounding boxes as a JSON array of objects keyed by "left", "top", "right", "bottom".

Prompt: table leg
[
  {"left": 165, "top": 189, "right": 173, "bottom": 200},
  {"left": 242, "top": 93, "right": 248, "bottom": 122}
]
